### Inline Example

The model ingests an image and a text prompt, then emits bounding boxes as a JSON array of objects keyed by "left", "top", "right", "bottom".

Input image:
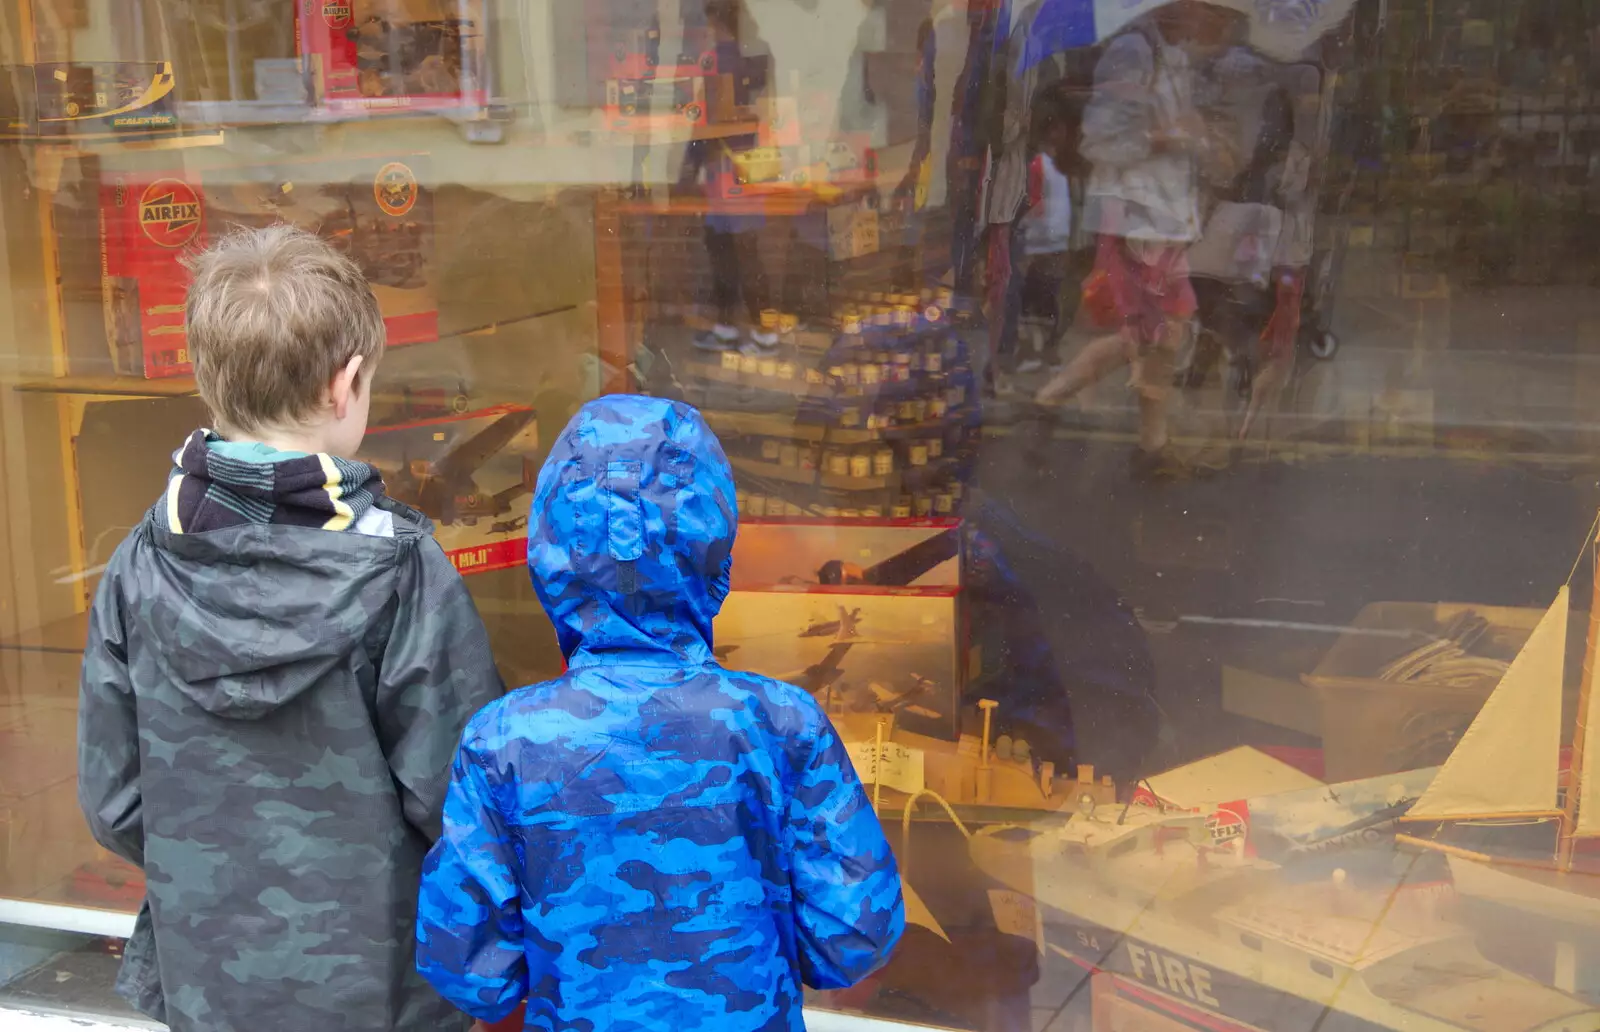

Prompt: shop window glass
[{"left": 4, "top": 0, "right": 1600, "bottom": 1030}]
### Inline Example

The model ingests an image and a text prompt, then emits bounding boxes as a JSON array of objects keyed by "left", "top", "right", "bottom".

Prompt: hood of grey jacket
[{"left": 145, "top": 499, "right": 433, "bottom": 719}]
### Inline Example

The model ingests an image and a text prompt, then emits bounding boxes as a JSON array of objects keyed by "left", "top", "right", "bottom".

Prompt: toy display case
[{"left": 811, "top": 525, "right": 1600, "bottom": 1032}]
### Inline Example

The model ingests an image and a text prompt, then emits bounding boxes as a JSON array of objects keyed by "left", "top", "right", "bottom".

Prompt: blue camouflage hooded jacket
[{"left": 416, "top": 395, "right": 905, "bottom": 1030}]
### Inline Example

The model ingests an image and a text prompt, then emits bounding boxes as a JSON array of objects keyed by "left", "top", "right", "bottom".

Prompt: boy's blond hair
[{"left": 184, "top": 224, "right": 385, "bottom": 435}]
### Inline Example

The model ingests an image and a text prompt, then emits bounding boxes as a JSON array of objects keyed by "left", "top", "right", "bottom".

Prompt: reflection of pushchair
[
  {"left": 1299, "top": 93, "right": 1355, "bottom": 364},
  {"left": 1181, "top": 52, "right": 1350, "bottom": 401}
]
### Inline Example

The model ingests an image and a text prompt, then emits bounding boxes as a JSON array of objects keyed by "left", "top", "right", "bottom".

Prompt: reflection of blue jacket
[{"left": 417, "top": 395, "right": 905, "bottom": 1029}]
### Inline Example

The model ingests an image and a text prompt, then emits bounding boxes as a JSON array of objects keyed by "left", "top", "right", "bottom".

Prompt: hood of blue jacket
[{"left": 528, "top": 395, "right": 737, "bottom": 665}]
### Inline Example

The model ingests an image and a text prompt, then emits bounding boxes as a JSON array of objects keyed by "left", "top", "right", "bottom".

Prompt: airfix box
[
  {"left": 603, "top": 76, "right": 706, "bottom": 132},
  {"left": 297, "top": 0, "right": 488, "bottom": 114},
  {"left": 731, "top": 517, "right": 960, "bottom": 589},
  {"left": 715, "top": 585, "right": 962, "bottom": 741},
  {"left": 204, "top": 154, "right": 438, "bottom": 345},
  {"left": 359, "top": 403, "right": 538, "bottom": 576},
  {"left": 0, "top": 62, "right": 178, "bottom": 138},
  {"left": 99, "top": 169, "right": 205, "bottom": 378},
  {"left": 719, "top": 518, "right": 964, "bottom": 739}
]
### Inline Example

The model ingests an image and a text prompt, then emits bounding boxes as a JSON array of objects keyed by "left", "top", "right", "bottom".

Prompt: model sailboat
[
  {"left": 1393, "top": 584, "right": 1600, "bottom": 864},
  {"left": 1392, "top": 557, "right": 1600, "bottom": 998}
]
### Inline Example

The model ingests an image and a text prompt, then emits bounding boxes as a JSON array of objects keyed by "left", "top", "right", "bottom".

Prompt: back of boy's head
[{"left": 184, "top": 224, "right": 385, "bottom": 436}]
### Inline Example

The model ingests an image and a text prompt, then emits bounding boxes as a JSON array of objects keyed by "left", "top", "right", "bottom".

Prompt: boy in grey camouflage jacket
[{"left": 76, "top": 225, "right": 504, "bottom": 1032}]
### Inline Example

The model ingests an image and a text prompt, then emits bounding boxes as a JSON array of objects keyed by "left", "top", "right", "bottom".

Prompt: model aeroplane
[
  {"left": 868, "top": 673, "right": 939, "bottom": 715},
  {"left": 799, "top": 606, "right": 862, "bottom": 640},
  {"left": 368, "top": 406, "right": 536, "bottom": 528}
]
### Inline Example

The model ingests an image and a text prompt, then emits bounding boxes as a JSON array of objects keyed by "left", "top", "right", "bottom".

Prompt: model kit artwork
[
  {"left": 359, "top": 403, "right": 537, "bottom": 575},
  {"left": 204, "top": 156, "right": 438, "bottom": 346}
]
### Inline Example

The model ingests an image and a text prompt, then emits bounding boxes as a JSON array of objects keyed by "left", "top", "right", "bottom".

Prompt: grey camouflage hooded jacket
[{"left": 77, "top": 493, "right": 504, "bottom": 1032}]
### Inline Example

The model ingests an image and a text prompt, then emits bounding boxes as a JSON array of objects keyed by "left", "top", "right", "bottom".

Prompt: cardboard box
[
  {"left": 0, "top": 61, "right": 178, "bottom": 138},
  {"left": 359, "top": 403, "right": 538, "bottom": 576},
  {"left": 99, "top": 170, "right": 205, "bottom": 378},
  {"left": 298, "top": 0, "right": 488, "bottom": 114},
  {"left": 732, "top": 518, "right": 960, "bottom": 589},
  {"left": 1302, "top": 601, "right": 1543, "bottom": 781},
  {"left": 715, "top": 585, "right": 963, "bottom": 740},
  {"left": 827, "top": 202, "right": 880, "bottom": 260}
]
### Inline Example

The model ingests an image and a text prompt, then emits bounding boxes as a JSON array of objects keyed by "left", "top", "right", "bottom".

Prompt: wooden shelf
[
  {"left": 589, "top": 119, "right": 762, "bottom": 145},
  {"left": 730, "top": 455, "right": 817, "bottom": 486},
  {"left": 11, "top": 375, "right": 197, "bottom": 398},
  {"left": 0, "top": 129, "right": 228, "bottom": 154},
  {"left": 616, "top": 187, "right": 861, "bottom": 218},
  {"left": 819, "top": 470, "right": 892, "bottom": 493},
  {"left": 703, "top": 410, "right": 827, "bottom": 443}
]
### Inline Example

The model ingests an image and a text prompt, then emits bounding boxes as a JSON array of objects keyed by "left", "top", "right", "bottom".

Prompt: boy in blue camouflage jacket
[
  {"left": 416, "top": 394, "right": 906, "bottom": 1030},
  {"left": 77, "top": 225, "right": 505, "bottom": 1032}
]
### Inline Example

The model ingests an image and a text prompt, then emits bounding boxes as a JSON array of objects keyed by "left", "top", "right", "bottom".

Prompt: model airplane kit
[{"left": 359, "top": 402, "right": 537, "bottom": 575}]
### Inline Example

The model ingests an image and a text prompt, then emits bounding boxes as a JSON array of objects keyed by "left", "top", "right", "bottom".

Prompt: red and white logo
[
  {"left": 321, "top": 1, "right": 352, "bottom": 28},
  {"left": 138, "top": 179, "right": 202, "bottom": 248},
  {"left": 374, "top": 162, "right": 418, "bottom": 217}
]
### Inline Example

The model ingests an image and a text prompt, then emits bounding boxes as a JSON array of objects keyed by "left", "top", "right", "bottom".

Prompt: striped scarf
[{"left": 165, "top": 430, "right": 384, "bottom": 534}]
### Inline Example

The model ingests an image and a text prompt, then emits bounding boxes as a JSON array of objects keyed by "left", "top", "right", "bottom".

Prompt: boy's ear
[{"left": 330, "top": 354, "right": 366, "bottom": 420}]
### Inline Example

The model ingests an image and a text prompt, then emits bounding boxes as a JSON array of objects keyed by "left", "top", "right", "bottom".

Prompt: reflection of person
[
  {"left": 963, "top": 493, "right": 1160, "bottom": 784},
  {"left": 681, "top": 0, "right": 779, "bottom": 355},
  {"left": 1036, "top": 3, "right": 1237, "bottom": 479},
  {"left": 1183, "top": 49, "right": 1294, "bottom": 428},
  {"left": 417, "top": 396, "right": 906, "bottom": 1029},
  {"left": 1015, "top": 87, "right": 1080, "bottom": 372},
  {"left": 77, "top": 225, "right": 505, "bottom": 1032},
  {"left": 891, "top": 0, "right": 1009, "bottom": 298}
]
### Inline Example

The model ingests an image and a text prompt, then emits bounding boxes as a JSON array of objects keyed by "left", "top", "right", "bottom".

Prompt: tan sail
[{"left": 1407, "top": 588, "right": 1568, "bottom": 822}]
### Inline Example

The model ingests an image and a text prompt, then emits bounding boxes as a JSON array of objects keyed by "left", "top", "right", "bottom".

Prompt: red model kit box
[
  {"left": 359, "top": 403, "right": 538, "bottom": 576},
  {"left": 298, "top": 0, "right": 488, "bottom": 114},
  {"left": 99, "top": 169, "right": 204, "bottom": 378},
  {"left": 204, "top": 154, "right": 439, "bottom": 345}
]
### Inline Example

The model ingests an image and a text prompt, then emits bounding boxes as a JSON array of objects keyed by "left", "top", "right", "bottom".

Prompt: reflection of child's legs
[
  {"left": 1134, "top": 318, "right": 1188, "bottom": 453},
  {"left": 1035, "top": 328, "right": 1132, "bottom": 404},
  {"left": 733, "top": 230, "right": 771, "bottom": 324},
  {"left": 704, "top": 226, "right": 741, "bottom": 326},
  {"left": 1020, "top": 254, "right": 1066, "bottom": 367}
]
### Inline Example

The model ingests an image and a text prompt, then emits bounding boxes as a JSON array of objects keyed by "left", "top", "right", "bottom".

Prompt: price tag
[
  {"left": 988, "top": 889, "right": 1042, "bottom": 952},
  {"left": 847, "top": 740, "right": 925, "bottom": 795}
]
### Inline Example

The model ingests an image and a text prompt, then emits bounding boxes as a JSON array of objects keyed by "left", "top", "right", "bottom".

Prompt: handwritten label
[
  {"left": 847, "top": 740, "right": 925, "bottom": 795},
  {"left": 988, "top": 889, "right": 1042, "bottom": 952}
]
